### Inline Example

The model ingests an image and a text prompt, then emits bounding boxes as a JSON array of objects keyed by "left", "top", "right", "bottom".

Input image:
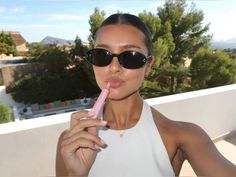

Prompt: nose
[{"left": 108, "top": 56, "right": 122, "bottom": 73}]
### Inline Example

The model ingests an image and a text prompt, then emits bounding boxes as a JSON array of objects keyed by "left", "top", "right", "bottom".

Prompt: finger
[
  {"left": 66, "top": 119, "right": 107, "bottom": 138},
  {"left": 61, "top": 137, "right": 99, "bottom": 156},
  {"left": 70, "top": 111, "right": 94, "bottom": 128},
  {"left": 62, "top": 131, "right": 106, "bottom": 148}
]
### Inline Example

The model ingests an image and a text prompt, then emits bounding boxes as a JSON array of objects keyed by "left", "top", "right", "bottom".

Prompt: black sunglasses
[{"left": 87, "top": 48, "right": 151, "bottom": 69}]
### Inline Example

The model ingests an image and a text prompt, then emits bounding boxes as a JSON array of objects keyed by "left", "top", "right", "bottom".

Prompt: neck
[{"left": 103, "top": 91, "right": 143, "bottom": 130}]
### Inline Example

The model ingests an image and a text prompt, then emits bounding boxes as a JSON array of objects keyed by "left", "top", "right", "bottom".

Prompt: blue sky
[{"left": 0, "top": 0, "right": 236, "bottom": 43}]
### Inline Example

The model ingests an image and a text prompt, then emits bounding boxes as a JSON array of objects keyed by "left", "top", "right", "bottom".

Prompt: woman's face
[{"left": 93, "top": 24, "right": 153, "bottom": 100}]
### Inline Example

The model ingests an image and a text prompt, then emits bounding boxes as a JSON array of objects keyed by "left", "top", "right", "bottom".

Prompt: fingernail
[
  {"left": 79, "top": 117, "right": 87, "bottom": 121},
  {"left": 95, "top": 145, "right": 100, "bottom": 150},
  {"left": 100, "top": 139, "right": 107, "bottom": 145},
  {"left": 88, "top": 111, "right": 94, "bottom": 116},
  {"left": 100, "top": 120, "right": 107, "bottom": 125}
]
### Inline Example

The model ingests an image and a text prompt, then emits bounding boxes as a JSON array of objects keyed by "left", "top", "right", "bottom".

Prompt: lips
[{"left": 107, "top": 78, "right": 124, "bottom": 88}]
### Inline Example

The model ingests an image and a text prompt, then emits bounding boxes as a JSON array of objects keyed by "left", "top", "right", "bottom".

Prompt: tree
[
  {"left": 8, "top": 43, "right": 99, "bottom": 104},
  {"left": 223, "top": 48, "right": 236, "bottom": 59},
  {"left": 190, "top": 48, "right": 236, "bottom": 89},
  {"left": 140, "top": 0, "right": 211, "bottom": 97},
  {"left": 0, "top": 31, "right": 16, "bottom": 55},
  {"left": 0, "top": 101, "right": 11, "bottom": 124},
  {"left": 27, "top": 42, "right": 47, "bottom": 57},
  {"left": 139, "top": 11, "right": 176, "bottom": 97},
  {"left": 88, "top": 8, "right": 105, "bottom": 47},
  {"left": 9, "top": 66, "right": 99, "bottom": 104},
  {"left": 138, "top": 11, "right": 166, "bottom": 68},
  {"left": 70, "top": 36, "right": 88, "bottom": 61},
  {"left": 158, "top": 0, "right": 211, "bottom": 92},
  {"left": 37, "top": 44, "right": 69, "bottom": 73},
  {"left": 139, "top": 11, "right": 161, "bottom": 42},
  {"left": 0, "top": 42, "right": 11, "bottom": 54}
]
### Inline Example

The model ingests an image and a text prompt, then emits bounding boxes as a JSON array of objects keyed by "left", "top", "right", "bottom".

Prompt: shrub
[
  {"left": 0, "top": 101, "right": 11, "bottom": 124},
  {"left": 0, "top": 32, "right": 16, "bottom": 55}
]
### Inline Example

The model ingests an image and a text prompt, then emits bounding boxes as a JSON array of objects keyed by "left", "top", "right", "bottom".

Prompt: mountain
[
  {"left": 224, "top": 38, "right": 236, "bottom": 43},
  {"left": 211, "top": 38, "right": 236, "bottom": 49},
  {"left": 40, "top": 36, "right": 74, "bottom": 45}
]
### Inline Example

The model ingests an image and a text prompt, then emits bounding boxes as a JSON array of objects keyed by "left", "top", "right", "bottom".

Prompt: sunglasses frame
[{"left": 87, "top": 48, "right": 152, "bottom": 69}]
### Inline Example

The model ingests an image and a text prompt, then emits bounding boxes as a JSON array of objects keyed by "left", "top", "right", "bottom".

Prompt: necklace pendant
[{"left": 119, "top": 132, "right": 124, "bottom": 138}]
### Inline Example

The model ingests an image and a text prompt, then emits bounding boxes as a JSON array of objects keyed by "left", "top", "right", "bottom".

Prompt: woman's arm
[{"left": 179, "top": 123, "right": 236, "bottom": 177}]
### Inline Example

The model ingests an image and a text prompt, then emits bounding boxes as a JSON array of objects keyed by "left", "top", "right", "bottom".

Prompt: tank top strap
[{"left": 141, "top": 101, "right": 175, "bottom": 176}]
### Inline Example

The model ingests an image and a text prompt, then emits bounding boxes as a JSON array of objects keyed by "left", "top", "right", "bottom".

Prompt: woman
[{"left": 56, "top": 13, "right": 236, "bottom": 177}]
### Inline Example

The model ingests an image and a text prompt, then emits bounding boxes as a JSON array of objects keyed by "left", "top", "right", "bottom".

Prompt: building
[{"left": 1, "top": 31, "right": 28, "bottom": 56}]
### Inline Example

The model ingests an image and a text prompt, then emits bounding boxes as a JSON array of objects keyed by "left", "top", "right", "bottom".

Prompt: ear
[{"left": 144, "top": 56, "right": 154, "bottom": 76}]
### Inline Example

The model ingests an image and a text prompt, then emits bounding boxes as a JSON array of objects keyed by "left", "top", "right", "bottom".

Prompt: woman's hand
[{"left": 60, "top": 111, "right": 107, "bottom": 176}]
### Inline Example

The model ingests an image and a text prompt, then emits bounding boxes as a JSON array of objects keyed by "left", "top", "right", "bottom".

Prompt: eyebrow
[{"left": 95, "top": 44, "right": 142, "bottom": 50}]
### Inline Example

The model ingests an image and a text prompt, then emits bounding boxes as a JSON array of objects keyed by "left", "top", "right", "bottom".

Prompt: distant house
[{"left": 3, "top": 31, "right": 28, "bottom": 56}]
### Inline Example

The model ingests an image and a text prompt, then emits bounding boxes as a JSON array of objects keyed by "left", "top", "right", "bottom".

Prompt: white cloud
[
  {"left": 0, "top": 6, "right": 25, "bottom": 13},
  {"left": 0, "top": 7, "right": 6, "bottom": 13},
  {"left": 204, "top": 9, "right": 236, "bottom": 41},
  {"left": 100, "top": 1, "right": 165, "bottom": 16},
  {"left": 0, "top": 24, "right": 57, "bottom": 29},
  {"left": 11, "top": 7, "right": 25, "bottom": 13},
  {"left": 50, "top": 14, "right": 86, "bottom": 21}
]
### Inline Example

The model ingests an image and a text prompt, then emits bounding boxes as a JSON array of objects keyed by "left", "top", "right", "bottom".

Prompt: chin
[
  {"left": 108, "top": 90, "right": 139, "bottom": 101},
  {"left": 108, "top": 95, "right": 125, "bottom": 101}
]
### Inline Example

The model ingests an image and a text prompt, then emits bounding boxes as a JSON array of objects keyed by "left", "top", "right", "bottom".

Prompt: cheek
[
  {"left": 126, "top": 69, "right": 146, "bottom": 88},
  {"left": 93, "top": 66, "right": 105, "bottom": 88}
]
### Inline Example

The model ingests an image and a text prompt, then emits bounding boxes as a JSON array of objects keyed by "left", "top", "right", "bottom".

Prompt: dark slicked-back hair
[{"left": 97, "top": 13, "right": 152, "bottom": 55}]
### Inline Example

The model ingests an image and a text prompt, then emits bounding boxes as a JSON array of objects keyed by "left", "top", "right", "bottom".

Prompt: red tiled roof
[{"left": 3, "top": 31, "right": 26, "bottom": 46}]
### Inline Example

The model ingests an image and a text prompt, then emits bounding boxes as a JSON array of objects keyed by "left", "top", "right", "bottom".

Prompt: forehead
[{"left": 94, "top": 24, "right": 145, "bottom": 48}]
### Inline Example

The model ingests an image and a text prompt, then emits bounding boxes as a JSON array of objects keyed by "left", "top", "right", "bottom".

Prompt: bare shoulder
[
  {"left": 151, "top": 107, "right": 236, "bottom": 176},
  {"left": 150, "top": 107, "right": 204, "bottom": 142},
  {"left": 151, "top": 107, "right": 217, "bottom": 158},
  {"left": 151, "top": 107, "right": 211, "bottom": 146},
  {"left": 175, "top": 121, "right": 213, "bottom": 148}
]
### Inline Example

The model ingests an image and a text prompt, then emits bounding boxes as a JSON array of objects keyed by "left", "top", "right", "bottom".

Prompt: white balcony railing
[{"left": 0, "top": 84, "right": 236, "bottom": 177}]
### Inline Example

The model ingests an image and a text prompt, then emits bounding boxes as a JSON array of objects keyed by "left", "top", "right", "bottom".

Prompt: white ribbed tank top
[{"left": 89, "top": 101, "right": 175, "bottom": 177}]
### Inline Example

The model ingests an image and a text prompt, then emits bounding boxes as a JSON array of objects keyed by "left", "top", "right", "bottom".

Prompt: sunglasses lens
[
  {"left": 87, "top": 49, "right": 111, "bottom": 66},
  {"left": 120, "top": 51, "right": 147, "bottom": 69},
  {"left": 87, "top": 49, "right": 148, "bottom": 69}
]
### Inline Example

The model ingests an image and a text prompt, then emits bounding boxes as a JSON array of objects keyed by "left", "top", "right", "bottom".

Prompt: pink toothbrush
[{"left": 91, "top": 82, "right": 110, "bottom": 118}]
